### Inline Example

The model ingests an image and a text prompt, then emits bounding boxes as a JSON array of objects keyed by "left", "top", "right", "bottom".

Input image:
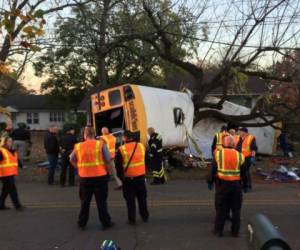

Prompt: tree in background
[
  {"left": 0, "top": 0, "right": 92, "bottom": 96},
  {"left": 33, "top": 0, "right": 196, "bottom": 109}
]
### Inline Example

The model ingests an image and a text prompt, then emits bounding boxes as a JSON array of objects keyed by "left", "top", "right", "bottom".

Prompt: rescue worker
[
  {"left": 100, "top": 127, "right": 122, "bottom": 190},
  {"left": 211, "top": 125, "right": 229, "bottom": 155},
  {"left": 44, "top": 124, "right": 59, "bottom": 185},
  {"left": 69, "top": 126, "right": 114, "bottom": 231},
  {"left": 228, "top": 128, "right": 240, "bottom": 149},
  {"left": 236, "top": 127, "right": 257, "bottom": 190},
  {"left": 0, "top": 137, "right": 24, "bottom": 211},
  {"left": 60, "top": 126, "right": 77, "bottom": 187},
  {"left": 115, "top": 130, "right": 149, "bottom": 225},
  {"left": 207, "top": 135, "right": 246, "bottom": 237},
  {"left": 147, "top": 127, "right": 165, "bottom": 185}
]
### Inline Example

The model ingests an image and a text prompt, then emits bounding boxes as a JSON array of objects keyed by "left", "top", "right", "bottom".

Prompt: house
[
  {"left": 0, "top": 95, "right": 67, "bottom": 130},
  {"left": 166, "top": 73, "right": 268, "bottom": 109}
]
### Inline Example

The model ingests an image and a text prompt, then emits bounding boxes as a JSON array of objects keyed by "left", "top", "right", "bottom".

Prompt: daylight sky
[{"left": 17, "top": 0, "right": 300, "bottom": 91}]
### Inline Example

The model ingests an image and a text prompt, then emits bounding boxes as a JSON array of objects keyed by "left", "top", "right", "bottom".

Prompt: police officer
[
  {"left": 236, "top": 127, "right": 258, "bottom": 190},
  {"left": 115, "top": 130, "right": 149, "bottom": 225},
  {"left": 147, "top": 127, "right": 165, "bottom": 185},
  {"left": 211, "top": 125, "right": 229, "bottom": 155},
  {"left": 100, "top": 127, "right": 122, "bottom": 190},
  {"left": 60, "top": 126, "right": 77, "bottom": 187},
  {"left": 0, "top": 137, "right": 24, "bottom": 211},
  {"left": 207, "top": 135, "right": 246, "bottom": 237},
  {"left": 69, "top": 126, "right": 114, "bottom": 230}
]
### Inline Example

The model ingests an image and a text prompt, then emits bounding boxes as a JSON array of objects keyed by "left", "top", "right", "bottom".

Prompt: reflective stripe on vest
[
  {"left": 215, "top": 132, "right": 228, "bottom": 151},
  {"left": 0, "top": 147, "right": 18, "bottom": 177},
  {"left": 242, "top": 135, "right": 254, "bottom": 157},
  {"left": 101, "top": 134, "right": 116, "bottom": 158},
  {"left": 74, "top": 140, "right": 107, "bottom": 177},
  {"left": 215, "top": 148, "right": 244, "bottom": 181},
  {"left": 119, "top": 142, "right": 146, "bottom": 177}
]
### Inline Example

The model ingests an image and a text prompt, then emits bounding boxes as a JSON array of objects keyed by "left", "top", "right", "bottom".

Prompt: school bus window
[{"left": 108, "top": 90, "right": 121, "bottom": 106}]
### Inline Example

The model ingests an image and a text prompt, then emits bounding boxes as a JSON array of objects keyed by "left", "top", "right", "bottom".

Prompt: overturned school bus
[{"left": 90, "top": 84, "right": 194, "bottom": 147}]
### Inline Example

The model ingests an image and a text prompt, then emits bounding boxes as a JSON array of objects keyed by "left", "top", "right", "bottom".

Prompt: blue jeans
[{"left": 47, "top": 154, "right": 58, "bottom": 185}]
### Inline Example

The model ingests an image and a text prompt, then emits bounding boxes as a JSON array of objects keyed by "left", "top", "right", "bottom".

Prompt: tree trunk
[
  {"left": 0, "top": 36, "right": 11, "bottom": 63},
  {"left": 96, "top": 0, "right": 110, "bottom": 87}
]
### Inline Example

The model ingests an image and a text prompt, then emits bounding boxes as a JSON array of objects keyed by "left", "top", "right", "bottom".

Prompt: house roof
[
  {"left": 166, "top": 73, "right": 268, "bottom": 95},
  {"left": 0, "top": 95, "right": 65, "bottom": 111}
]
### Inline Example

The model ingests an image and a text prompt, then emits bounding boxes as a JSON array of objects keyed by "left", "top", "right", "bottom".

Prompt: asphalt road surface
[{"left": 0, "top": 179, "right": 300, "bottom": 250}]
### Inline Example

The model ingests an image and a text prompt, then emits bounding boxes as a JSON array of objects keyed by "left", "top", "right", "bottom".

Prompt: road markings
[{"left": 22, "top": 199, "right": 300, "bottom": 208}]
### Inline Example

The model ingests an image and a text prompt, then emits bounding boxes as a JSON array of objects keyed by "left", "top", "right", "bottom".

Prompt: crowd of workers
[
  {"left": 208, "top": 125, "right": 257, "bottom": 237},
  {"left": 0, "top": 120, "right": 257, "bottom": 241}
]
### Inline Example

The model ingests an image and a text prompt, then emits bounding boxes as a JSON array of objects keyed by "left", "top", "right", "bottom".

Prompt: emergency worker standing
[
  {"left": 115, "top": 130, "right": 149, "bottom": 225},
  {"left": 60, "top": 126, "right": 77, "bottom": 186},
  {"left": 0, "top": 137, "right": 24, "bottom": 211},
  {"left": 70, "top": 126, "right": 114, "bottom": 230},
  {"left": 100, "top": 127, "right": 122, "bottom": 190},
  {"left": 236, "top": 127, "right": 257, "bottom": 190},
  {"left": 211, "top": 126, "right": 229, "bottom": 155},
  {"left": 228, "top": 128, "right": 240, "bottom": 149},
  {"left": 207, "top": 136, "right": 246, "bottom": 237},
  {"left": 147, "top": 127, "right": 165, "bottom": 185}
]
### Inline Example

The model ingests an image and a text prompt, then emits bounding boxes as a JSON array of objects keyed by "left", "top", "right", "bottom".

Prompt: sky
[{"left": 7, "top": 0, "right": 300, "bottom": 92}]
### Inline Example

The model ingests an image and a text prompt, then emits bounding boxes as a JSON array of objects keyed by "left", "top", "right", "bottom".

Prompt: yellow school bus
[{"left": 90, "top": 84, "right": 194, "bottom": 147}]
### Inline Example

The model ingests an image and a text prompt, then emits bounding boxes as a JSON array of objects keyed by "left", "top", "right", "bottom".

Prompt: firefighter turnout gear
[
  {"left": 71, "top": 139, "right": 114, "bottom": 230},
  {"left": 208, "top": 147, "right": 246, "bottom": 237},
  {"left": 148, "top": 132, "right": 165, "bottom": 184},
  {"left": 115, "top": 140, "right": 149, "bottom": 224},
  {"left": 0, "top": 147, "right": 23, "bottom": 210}
]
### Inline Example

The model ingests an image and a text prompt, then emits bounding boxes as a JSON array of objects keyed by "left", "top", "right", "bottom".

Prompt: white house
[{"left": 0, "top": 95, "right": 67, "bottom": 130}]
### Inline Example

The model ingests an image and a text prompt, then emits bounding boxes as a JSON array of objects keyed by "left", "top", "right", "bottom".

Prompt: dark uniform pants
[
  {"left": 123, "top": 177, "right": 149, "bottom": 223},
  {"left": 150, "top": 157, "right": 165, "bottom": 184},
  {"left": 214, "top": 180, "right": 242, "bottom": 235},
  {"left": 0, "top": 176, "right": 21, "bottom": 208},
  {"left": 78, "top": 176, "right": 111, "bottom": 227},
  {"left": 60, "top": 152, "right": 75, "bottom": 186},
  {"left": 244, "top": 157, "right": 252, "bottom": 189}
]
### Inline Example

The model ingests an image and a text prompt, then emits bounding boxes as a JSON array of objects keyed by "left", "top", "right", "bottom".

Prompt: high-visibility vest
[
  {"left": 233, "top": 135, "right": 240, "bottom": 149},
  {"left": 215, "top": 131, "right": 229, "bottom": 151},
  {"left": 74, "top": 139, "right": 107, "bottom": 178},
  {"left": 101, "top": 134, "right": 117, "bottom": 159},
  {"left": 0, "top": 147, "right": 18, "bottom": 177},
  {"left": 215, "top": 148, "right": 244, "bottom": 181},
  {"left": 119, "top": 142, "right": 146, "bottom": 178},
  {"left": 241, "top": 135, "right": 255, "bottom": 157}
]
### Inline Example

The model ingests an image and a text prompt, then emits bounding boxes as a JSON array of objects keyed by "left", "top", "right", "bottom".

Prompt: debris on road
[{"left": 256, "top": 165, "right": 300, "bottom": 182}]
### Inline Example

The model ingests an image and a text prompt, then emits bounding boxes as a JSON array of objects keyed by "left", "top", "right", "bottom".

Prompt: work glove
[
  {"left": 250, "top": 157, "right": 256, "bottom": 165},
  {"left": 208, "top": 183, "right": 214, "bottom": 191}
]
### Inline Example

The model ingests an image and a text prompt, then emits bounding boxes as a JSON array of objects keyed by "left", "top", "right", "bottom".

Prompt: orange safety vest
[
  {"left": 215, "top": 148, "right": 244, "bottom": 181},
  {"left": 119, "top": 142, "right": 146, "bottom": 178},
  {"left": 101, "top": 134, "right": 116, "bottom": 159},
  {"left": 74, "top": 139, "right": 107, "bottom": 178},
  {"left": 0, "top": 147, "right": 18, "bottom": 177},
  {"left": 215, "top": 131, "right": 229, "bottom": 151},
  {"left": 241, "top": 135, "right": 255, "bottom": 157},
  {"left": 233, "top": 135, "right": 240, "bottom": 149}
]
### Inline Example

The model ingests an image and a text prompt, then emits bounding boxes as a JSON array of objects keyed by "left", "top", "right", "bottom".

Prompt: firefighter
[
  {"left": 60, "top": 126, "right": 77, "bottom": 187},
  {"left": 0, "top": 137, "right": 24, "bottom": 211},
  {"left": 69, "top": 126, "right": 114, "bottom": 231},
  {"left": 147, "top": 127, "right": 165, "bottom": 185},
  {"left": 207, "top": 135, "right": 247, "bottom": 237},
  {"left": 100, "top": 127, "right": 122, "bottom": 190},
  {"left": 115, "top": 130, "right": 149, "bottom": 225},
  {"left": 211, "top": 125, "right": 229, "bottom": 155},
  {"left": 236, "top": 127, "right": 258, "bottom": 190},
  {"left": 228, "top": 128, "right": 240, "bottom": 149}
]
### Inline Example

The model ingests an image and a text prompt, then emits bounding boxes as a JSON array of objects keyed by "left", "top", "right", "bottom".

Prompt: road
[{"left": 0, "top": 179, "right": 300, "bottom": 250}]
